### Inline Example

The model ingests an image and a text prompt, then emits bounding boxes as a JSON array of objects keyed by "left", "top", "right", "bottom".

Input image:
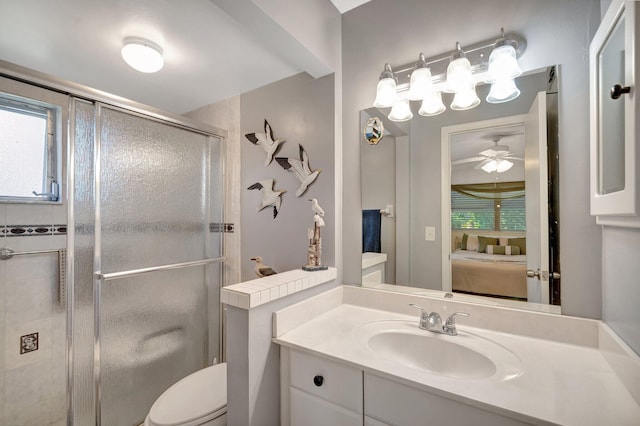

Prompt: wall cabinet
[
  {"left": 590, "top": 0, "right": 640, "bottom": 227},
  {"left": 282, "top": 348, "right": 532, "bottom": 426}
]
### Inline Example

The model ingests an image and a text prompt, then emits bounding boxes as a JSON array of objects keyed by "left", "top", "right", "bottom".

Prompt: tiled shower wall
[{"left": 0, "top": 202, "right": 67, "bottom": 426}]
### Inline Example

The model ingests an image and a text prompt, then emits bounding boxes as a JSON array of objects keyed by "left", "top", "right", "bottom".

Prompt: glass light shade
[
  {"left": 487, "top": 78, "right": 521, "bottom": 103},
  {"left": 408, "top": 67, "right": 434, "bottom": 101},
  {"left": 388, "top": 99, "right": 413, "bottom": 122},
  {"left": 487, "top": 45, "right": 522, "bottom": 82},
  {"left": 481, "top": 160, "right": 498, "bottom": 173},
  {"left": 121, "top": 38, "right": 164, "bottom": 73},
  {"left": 496, "top": 159, "right": 514, "bottom": 173},
  {"left": 419, "top": 91, "right": 446, "bottom": 116},
  {"left": 445, "top": 57, "right": 474, "bottom": 93},
  {"left": 373, "top": 78, "right": 398, "bottom": 108},
  {"left": 450, "top": 87, "right": 480, "bottom": 110}
]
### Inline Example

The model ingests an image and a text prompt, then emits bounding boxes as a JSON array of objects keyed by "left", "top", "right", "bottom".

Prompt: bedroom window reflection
[{"left": 451, "top": 181, "right": 526, "bottom": 231}]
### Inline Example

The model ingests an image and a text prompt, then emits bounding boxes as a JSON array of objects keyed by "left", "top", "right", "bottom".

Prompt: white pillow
[{"left": 466, "top": 234, "right": 479, "bottom": 251}]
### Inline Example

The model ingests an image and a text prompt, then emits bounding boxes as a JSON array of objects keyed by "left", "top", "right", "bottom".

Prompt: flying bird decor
[
  {"left": 302, "top": 198, "right": 328, "bottom": 271},
  {"left": 250, "top": 256, "right": 278, "bottom": 278},
  {"left": 276, "top": 144, "right": 321, "bottom": 197},
  {"left": 245, "top": 119, "right": 285, "bottom": 166},
  {"left": 247, "top": 178, "right": 285, "bottom": 219}
]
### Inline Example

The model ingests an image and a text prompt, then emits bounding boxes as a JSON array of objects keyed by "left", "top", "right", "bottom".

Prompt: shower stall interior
[{"left": 0, "top": 66, "right": 226, "bottom": 426}]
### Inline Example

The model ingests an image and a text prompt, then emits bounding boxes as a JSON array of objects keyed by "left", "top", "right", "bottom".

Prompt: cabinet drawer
[
  {"left": 364, "top": 373, "right": 533, "bottom": 426},
  {"left": 290, "top": 387, "right": 362, "bottom": 426},
  {"left": 290, "top": 350, "right": 363, "bottom": 413}
]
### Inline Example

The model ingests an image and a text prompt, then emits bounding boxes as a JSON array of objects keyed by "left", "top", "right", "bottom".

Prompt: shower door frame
[{"left": 0, "top": 59, "right": 228, "bottom": 426}]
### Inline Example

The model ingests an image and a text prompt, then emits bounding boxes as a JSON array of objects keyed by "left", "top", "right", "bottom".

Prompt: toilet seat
[{"left": 146, "top": 363, "right": 227, "bottom": 426}]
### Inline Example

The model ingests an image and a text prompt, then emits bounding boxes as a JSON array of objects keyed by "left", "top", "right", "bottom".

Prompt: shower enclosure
[
  {"left": 69, "top": 99, "right": 225, "bottom": 425},
  {"left": 0, "top": 62, "right": 225, "bottom": 425}
]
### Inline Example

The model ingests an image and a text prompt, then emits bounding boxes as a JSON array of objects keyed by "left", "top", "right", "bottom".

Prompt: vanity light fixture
[
  {"left": 373, "top": 63, "right": 398, "bottom": 108},
  {"left": 373, "top": 29, "right": 526, "bottom": 122},
  {"left": 121, "top": 37, "right": 164, "bottom": 73}
]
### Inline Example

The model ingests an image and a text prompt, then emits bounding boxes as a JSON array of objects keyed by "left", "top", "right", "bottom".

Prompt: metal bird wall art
[
  {"left": 276, "top": 144, "right": 321, "bottom": 197},
  {"left": 247, "top": 178, "right": 285, "bottom": 218},
  {"left": 245, "top": 119, "right": 285, "bottom": 166}
]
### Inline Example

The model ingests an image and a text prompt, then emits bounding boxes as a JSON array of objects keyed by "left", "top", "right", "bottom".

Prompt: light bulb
[
  {"left": 487, "top": 44, "right": 522, "bottom": 82},
  {"left": 419, "top": 91, "right": 446, "bottom": 116},
  {"left": 388, "top": 99, "right": 413, "bottom": 122},
  {"left": 373, "top": 78, "right": 398, "bottom": 108},
  {"left": 451, "top": 87, "right": 480, "bottom": 110},
  {"left": 487, "top": 78, "right": 521, "bottom": 103},
  {"left": 496, "top": 159, "right": 514, "bottom": 173},
  {"left": 446, "top": 57, "right": 474, "bottom": 93},
  {"left": 481, "top": 160, "right": 498, "bottom": 173}
]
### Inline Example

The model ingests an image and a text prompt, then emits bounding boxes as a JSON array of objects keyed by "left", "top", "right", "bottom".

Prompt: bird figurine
[
  {"left": 247, "top": 178, "right": 285, "bottom": 218},
  {"left": 276, "top": 144, "right": 321, "bottom": 197},
  {"left": 250, "top": 256, "right": 278, "bottom": 278},
  {"left": 245, "top": 119, "right": 285, "bottom": 166},
  {"left": 309, "top": 198, "right": 325, "bottom": 217}
]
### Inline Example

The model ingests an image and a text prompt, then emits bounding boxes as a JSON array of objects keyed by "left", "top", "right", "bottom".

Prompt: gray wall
[
  {"left": 240, "top": 73, "right": 335, "bottom": 282},
  {"left": 342, "top": 0, "right": 603, "bottom": 319}
]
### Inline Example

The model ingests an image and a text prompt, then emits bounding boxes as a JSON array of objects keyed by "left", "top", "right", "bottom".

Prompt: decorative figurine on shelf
[
  {"left": 302, "top": 198, "right": 328, "bottom": 271},
  {"left": 250, "top": 256, "right": 278, "bottom": 278}
]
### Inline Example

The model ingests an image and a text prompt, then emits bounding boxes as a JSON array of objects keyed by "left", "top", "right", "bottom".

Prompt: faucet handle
[
  {"left": 444, "top": 312, "right": 469, "bottom": 336},
  {"left": 409, "top": 303, "right": 429, "bottom": 329},
  {"left": 445, "top": 312, "right": 469, "bottom": 326}
]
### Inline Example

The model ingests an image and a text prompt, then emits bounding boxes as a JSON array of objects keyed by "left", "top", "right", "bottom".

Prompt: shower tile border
[
  {"left": 3, "top": 224, "right": 67, "bottom": 237},
  {"left": 210, "top": 222, "right": 234, "bottom": 233}
]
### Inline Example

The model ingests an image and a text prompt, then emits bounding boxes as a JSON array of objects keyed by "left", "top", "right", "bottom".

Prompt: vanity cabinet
[
  {"left": 590, "top": 0, "right": 640, "bottom": 227},
  {"left": 287, "top": 349, "right": 363, "bottom": 426},
  {"left": 363, "top": 374, "right": 533, "bottom": 426},
  {"left": 283, "top": 349, "right": 532, "bottom": 426}
]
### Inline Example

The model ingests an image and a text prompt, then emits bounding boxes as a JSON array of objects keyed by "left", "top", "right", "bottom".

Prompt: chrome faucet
[{"left": 409, "top": 304, "right": 469, "bottom": 336}]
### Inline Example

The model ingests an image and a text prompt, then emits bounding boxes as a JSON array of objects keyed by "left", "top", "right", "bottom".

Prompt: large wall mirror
[{"left": 360, "top": 66, "right": 560, "bottom": 312}]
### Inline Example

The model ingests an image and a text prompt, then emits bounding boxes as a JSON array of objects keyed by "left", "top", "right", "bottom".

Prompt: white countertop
[{"left": 273, "top": 292, "right": 640, "bottom": 425}]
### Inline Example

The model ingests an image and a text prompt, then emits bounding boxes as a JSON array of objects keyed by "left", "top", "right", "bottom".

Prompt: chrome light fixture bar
[{"left": 373, "top": 29, "right": 526, "bottom": 122}]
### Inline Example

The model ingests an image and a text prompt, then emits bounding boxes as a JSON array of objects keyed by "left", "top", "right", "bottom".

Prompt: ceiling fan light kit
[{"left": 373, "top": 28, "right": 526, "bottom": 122}]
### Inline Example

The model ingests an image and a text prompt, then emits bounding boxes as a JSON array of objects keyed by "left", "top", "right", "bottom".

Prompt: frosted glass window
[{"left": 0, "top": 93, "right": 60, "bottom": 201}]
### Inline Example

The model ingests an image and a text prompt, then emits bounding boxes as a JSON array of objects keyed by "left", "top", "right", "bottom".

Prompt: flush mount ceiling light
[
  {"left": 372, "top": 29, "right": 526, "bottom": 122},
  {"left": 121, "top": 37, "right": 164, "bottom": 73}
]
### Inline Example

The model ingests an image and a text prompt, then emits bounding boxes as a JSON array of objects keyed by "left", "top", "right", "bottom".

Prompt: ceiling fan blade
[
  {"left": 504, "top": 156, "right": 524, "bottom": 161},
  {"left": 452, "top": 156, "right": 486, "bottom": 165},
  {"left": 478, "top": 149, "right": 498, "bottom": 157}
]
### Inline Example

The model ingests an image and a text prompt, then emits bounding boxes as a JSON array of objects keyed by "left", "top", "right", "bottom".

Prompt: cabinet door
[
  {"left": 290, "top": 388, "right": 362, "bottom": 426},
  {"left": 590, "top": 0, "right": 640, "bottom": 226},
  {"left": 289, "top": 349, "right": 363, "bottom": 413},
  {"left": 364, "top": 374, "right": 533, "bottom": 426}
]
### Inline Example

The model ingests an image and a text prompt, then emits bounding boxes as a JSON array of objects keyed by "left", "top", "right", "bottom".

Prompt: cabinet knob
[
  {"left": 313, "top": 375, "right": 324, "bottom": 387},
  {"left": 611, "top": 84, "right": 631, "bottom": 99}
]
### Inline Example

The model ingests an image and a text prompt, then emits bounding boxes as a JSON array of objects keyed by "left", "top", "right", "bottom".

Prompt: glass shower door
[{"left": 71, "top": 100, "right": 224, "bottom": 426}]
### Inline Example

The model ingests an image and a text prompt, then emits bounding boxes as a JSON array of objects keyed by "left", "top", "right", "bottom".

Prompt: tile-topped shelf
[{"left": 221, "top": 267, "right": 337, "bottom": 310}]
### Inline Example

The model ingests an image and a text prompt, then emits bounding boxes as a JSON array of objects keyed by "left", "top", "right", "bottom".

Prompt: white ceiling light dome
[{"left": 121, "top": 37, "right": 164, "bottom": 73}]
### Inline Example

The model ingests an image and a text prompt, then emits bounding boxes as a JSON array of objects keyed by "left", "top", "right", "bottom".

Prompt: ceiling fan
[{"left": 452, "top": 134, "right": 523, "bottom": 173}]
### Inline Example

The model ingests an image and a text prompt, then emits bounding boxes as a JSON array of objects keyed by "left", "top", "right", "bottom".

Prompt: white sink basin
[{"left": 357, "top": 320, "right": 523, "bottom": 380}]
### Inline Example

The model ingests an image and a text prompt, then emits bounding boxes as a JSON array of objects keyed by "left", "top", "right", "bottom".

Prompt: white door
[{"left": 524, "top": 91, "right": 549, "bottom": 303}]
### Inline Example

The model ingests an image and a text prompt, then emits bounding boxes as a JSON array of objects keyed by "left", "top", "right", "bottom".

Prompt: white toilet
[{"left": 145, "top": 363, "right": 227, "bottom": 426}]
